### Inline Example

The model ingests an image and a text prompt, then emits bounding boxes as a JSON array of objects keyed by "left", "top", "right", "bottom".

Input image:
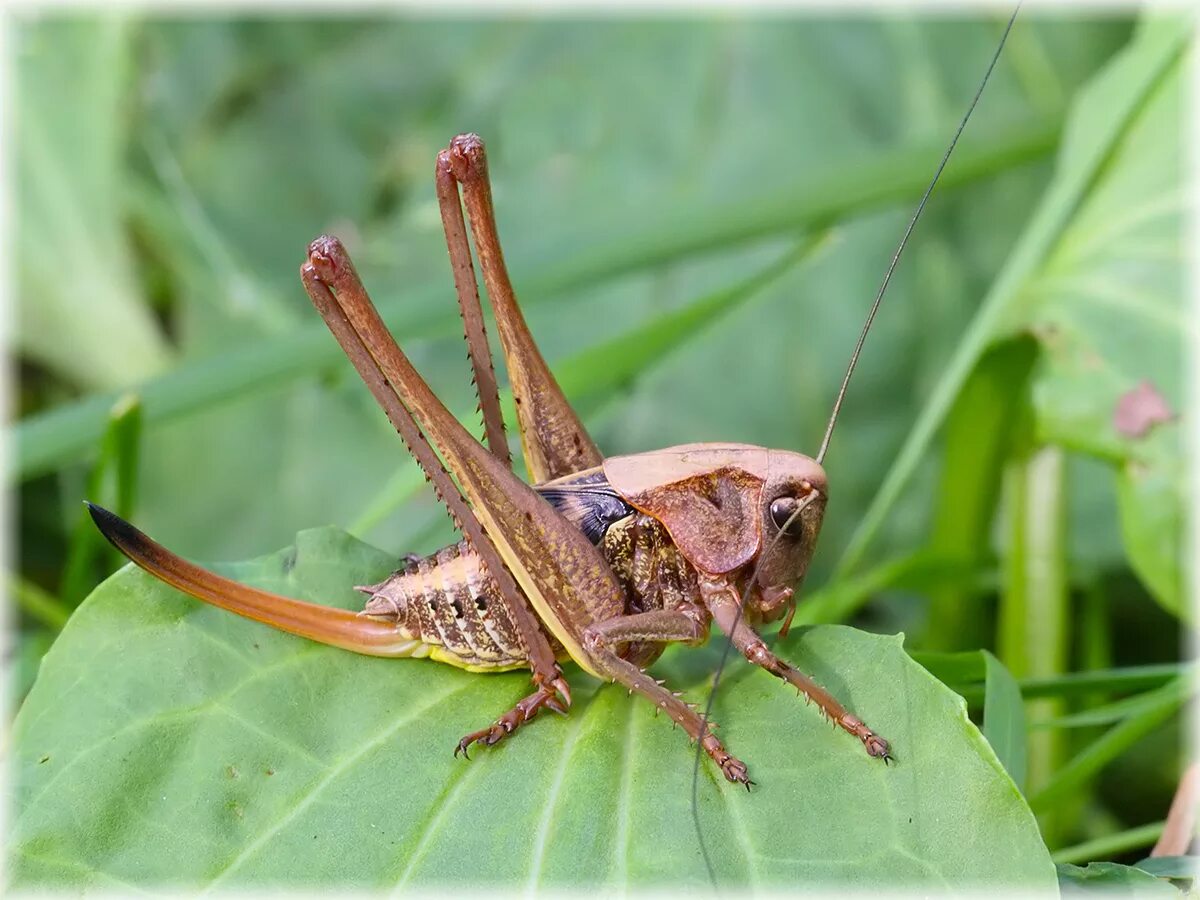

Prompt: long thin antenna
[
  {"left": 691, "top": 8, "right": 1024, "bottom": 889},
  {"left": 815, "top": 4, "right": 1021, "bottom": 466}
]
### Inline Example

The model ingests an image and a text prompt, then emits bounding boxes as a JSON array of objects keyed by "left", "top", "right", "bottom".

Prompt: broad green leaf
[
  {"left": 983, "top": 650, "right": 1028, "bottom": 790},
  {"left": 1134, "top": 857, "right": 1197, "bottom": 881},
  {"left": 839, "top": 17, "right": 1190, "bottom": 618},
  {"left": 906, "top": 648, "right": 1027, "bottom": 787},
  {"left": 1058, "top": 862, "right": 1180, "bottom": 896},
  {"left": 11, "top": 529, "right": 1055, "bottom": 891},
  {"left": 1017, "top": 24, "right": 1187, "bottom": 616},
  {"left": 1114, "top": 432, "right": 1184, "bottom": 616}
]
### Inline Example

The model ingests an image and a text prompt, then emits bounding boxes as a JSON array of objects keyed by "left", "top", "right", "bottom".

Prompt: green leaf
[
  {"left": 1019, "top": 20, "right": 1187, "bottom": 616},
  {"left": 1058, "top": 861, "right": 1180, "bottom": 896},
  {"left": 1114, "top": 436, "right": 1184, "bottom": 616},
  {"left": 982, "top": 650, "right": 1028, "bottom": 790},
  {"left": 16, "top": 17, "right": 171, "bottom": 390},
  {"left": 908, "top": 648, "right": 1027, "bottom": 787},
  {"left": 838, "top": 18, "right": 1191, "bottom": 619},
  {"left": 1134, "top": 857, "right": 1197, "bottom": 881},
  {"left": 11, "top": 529, "right": 1054, "bottom": 890}
]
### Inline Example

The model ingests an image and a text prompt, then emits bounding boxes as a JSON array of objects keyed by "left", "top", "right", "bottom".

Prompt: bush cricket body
[{"left": 89, "top": 9, "right": 1020, "bottom": 792}]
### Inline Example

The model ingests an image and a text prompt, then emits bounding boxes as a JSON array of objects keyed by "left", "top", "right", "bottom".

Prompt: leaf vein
[{"left": 201, "top": 679, "right": 475, "bottom": 890}]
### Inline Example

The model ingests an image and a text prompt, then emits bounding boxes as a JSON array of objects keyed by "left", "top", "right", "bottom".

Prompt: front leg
[
  {"left": 702, "top": 578, "right": 892, "bottom": 761},
  {"left": 582, "top": 608, "right": 753, "bottom": 787}
]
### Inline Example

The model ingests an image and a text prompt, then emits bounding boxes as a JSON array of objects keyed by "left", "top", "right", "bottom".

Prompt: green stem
[
  {"left": 1051, "top": 821, "right": 1166, "bottom": 865},
  {"left": 9, "top": 575, "right": 72, "bottom": 630},
  {"left": 922, "top": 337, "right": 1038, "bottom": 651},
  {"left": 1000, "top": 444, "right": 1069, "bottom": 840}
]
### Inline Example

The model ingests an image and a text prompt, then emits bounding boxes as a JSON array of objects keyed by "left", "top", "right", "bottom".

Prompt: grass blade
[
  {"left": 983, "top": 650, "right": 1028, "bottom": 790},
  {"left": 1029, "top": 678, "right": 1186, "bottom": 813},
  {"left": 60, "top": 395, "right": 143, "bottom": 607},
  {"left": 14, "top": 118, "right": 1060, "bottom": 484},
  {"left": 8, "top": 576, "right": 71, "bottom": 631},
  {"left": 1033, "top": 679, "right": 1192, "bottom": 729},
  {"left": 1052, "top": 822, "right": 1166, "bottom": 865}
]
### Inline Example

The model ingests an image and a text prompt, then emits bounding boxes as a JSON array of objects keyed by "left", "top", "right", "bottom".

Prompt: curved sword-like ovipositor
[
  {"left": 85, "top": 126, "right": 913, "bottom": 783},
  {"left": 87, "top": 502, "right": 422, "bottom": 658}
]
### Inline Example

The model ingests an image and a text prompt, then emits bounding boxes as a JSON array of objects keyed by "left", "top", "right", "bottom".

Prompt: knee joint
[
  {"left": 746, "top": 642, "right": 774, "bottom": 668},
  {"left": 582, "top": 627, "right": 606, "bottom": 655}
]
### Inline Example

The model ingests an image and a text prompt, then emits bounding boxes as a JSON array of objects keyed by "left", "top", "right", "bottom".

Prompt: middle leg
[
  {"left": 582, "top": 608, "right": 754, "bottom": 787},
  {"left": 455, "top": 680, "right": 568, "bottom": 759}
]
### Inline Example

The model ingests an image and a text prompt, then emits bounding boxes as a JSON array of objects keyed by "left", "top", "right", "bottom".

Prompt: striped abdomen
[
  {"left": 356, "top": 467, "right": 703, "bottom": 673},
  {"left": 357, "top": 510, "right": 702, "bottom": 673},
  {"left": 356, "top": 541, "right": 542, "bottom": 672}
]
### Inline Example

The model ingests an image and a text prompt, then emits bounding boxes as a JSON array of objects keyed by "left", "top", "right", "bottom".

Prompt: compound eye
[{"left": 769, "top": 497, "right": 803, "bottom": 535}]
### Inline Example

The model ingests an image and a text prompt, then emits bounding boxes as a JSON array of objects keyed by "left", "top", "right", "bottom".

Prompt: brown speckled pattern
[{"left": 358, "top": 514, "right": 700, "bottom": 671}]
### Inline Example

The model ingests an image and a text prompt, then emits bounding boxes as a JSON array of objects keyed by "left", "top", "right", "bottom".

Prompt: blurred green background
[{"left": 11, "top": 9, "right": 1189, "bottom": 876}]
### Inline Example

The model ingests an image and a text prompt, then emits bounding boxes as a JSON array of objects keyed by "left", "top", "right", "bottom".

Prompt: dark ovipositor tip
[
  {"left": 85, "top": 502, "right": 140, "bottom": 556},
  {"left": 85, "top": 500, "right": 110, "bottom": 531}
]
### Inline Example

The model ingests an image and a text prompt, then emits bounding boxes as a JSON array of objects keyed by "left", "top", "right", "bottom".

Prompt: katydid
[{"left": 90, "top": 10, "right": 1019, "bottom": 786}]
